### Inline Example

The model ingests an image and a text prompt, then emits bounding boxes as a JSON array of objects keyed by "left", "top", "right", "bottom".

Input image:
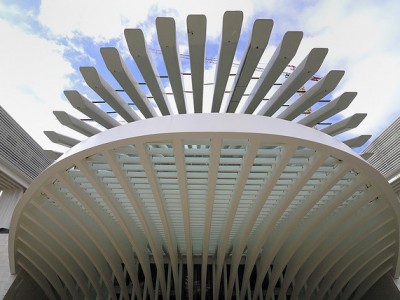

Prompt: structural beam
[
  {"left": 43, "top": 131, "right": 80, "bottom": 148},
  {"left": 173, "top": 139, "right": 193, "bottom": 299},
  {"left": 343, "top": 134, "right": 372, "bottom": 148},
  {"left": 31, "top": 200, "right": 106, "bottom": 297},
  {"left": 213, "top": 141, "right": 259, "bottom": 299},
  {"left": 101, "top": 47, "right": 158, "bottom": 118},
  {"left": 302, "top": 211, "right": 393, "bottom": 299},
  {"left": 226, "top": 144, "right": 297, "bottom": 299},
  {"left": 291, "top": 205, "right": 390, "bottom": 299},
  {"left": 80, "top": 67, "right": 140, "bottom": 122},
  {"left": 53, "top": 111, "right": 101, "bottom": 137},
  {"left": 17, "top": 257, "right": 58, "bottom": 300},
  {"left": 156, "top": 17, "right": 187, "bottom": 114},
  {"left": 321, "top": 113, "right": 367, "bottom": 136},
  {"left": 211, "top": 11, "right": 243, "bottom": 113},
  {"left": 187, "top": 15, "right": 206, "bottom": 113},
  {"left": 298, "top": 92, "right": 357, "bottom": 127},
  {"left": 277, "top": 70, "right": 345, "bottom": 120},
  {"left": 225, "top": 19, "right": 273, "bottom": 113},
  {"left": 9, "top": 11, "right": 399, "bottom": 300},
  {"left": 64, "top": 90, "right": 120, "bottom": 128},
  {"left": 240, "top": 31, "right": 303, "bottom": 114},
  {"left": 258, "top": 48, "right": 328, "bottom": 117},
  {"left": 277, "top": 187, "right": 381, "bottom": 299},
  {"left": 125, "top": 29, "right": 173, "bottom": 115},
  {"left": 73, "top": 160, "right": 150, "bottom": 299}
]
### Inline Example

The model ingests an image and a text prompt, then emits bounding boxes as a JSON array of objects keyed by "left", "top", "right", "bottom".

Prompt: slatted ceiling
[
  {"left": 214, "top": 140, "right": 261, "bottom": 296},
  {"left": 100, "top": 47, "right": 158, "bottom": 119},
  {"left": 151, "top": 144, "right": 184, "bottom": 250},
  {"left": 260, "top": 180, "right": 369, "bottom": 300},
  {"left": 17, "top": 256, "right": 57, "bottom": 300},
  {"left": 124, "top": 29, "right": 172, "bottom": 116},
  {"left": 211, "top": 11, "right": 243, "bottom": 113},
  {"left": 245, "top": 163, "right": 352, "bottom": 294},
  {"left": 64, "top": 90, "right": 120, "bottom": 129},
  {"left": 336, "top": 242, "right": 395, "bottom": 295},
  {"left": 278, "top": 189, "right": 379, "bottom": 296},
  {"left": 225, "top": 19, "right": 273, "bottom": 113},
  {"left": 298, "top": 91, "right": 357, "bottom": 127},
  {"left": 187, "top": 15, "right": 206, "bottom": 113},
  {"left": 294, "top": 207, "right": 390, "bottom": 299},
  {"left": 114, "top": 151, "right": 163, "bottom": 241},
  {"left": 19, "top": 227, "right": 81, "bottom": 298},
  {"left": 240, "top": 31, "right": 303, "bottom": 114},
  {"left": 322, "top": 244, "right": 394, "bottom": 300},
  {"left": 278, "top": 69, "right": 345, "bottom": 121},
  {"left": 173, "top": 138, "right": 194, "bottom": 298},
  {"left": 343, "top": 134, "right": 372, "bottom": 148},
  {"left": 17, "top": 244, "right": 68, "bottom": 298},
  {"left": 321, "top": 113, "right": 367, "bottom": 136},
  {"left": 284, "top": 218, "right": 382, "bottom": 299},
  {"left": 79, "top": 67, "right": 140, "bottom": 123},
  {"left": 258, "top": 47, "right": 329, "bottom": 117},
  {"left": 36, "top": 194, "right": 115, "bottom": 299},
  {"left": 59, "top": 169, "right": 147, "bottom": 300},
  {"left": 354, "top": 264, "right": 394, "bottom": 300},
  {"left": 138, "top": 143, "right": 181, "bottom": 297},
  {"left": 228, "top": 148, "right": 299, "bottom": 295},
  {"left": 10, "top": 13, "right": 398, "bottom": 300},
  {"left": 156, "top": 17, "right": 187, "bottom": 115},
  {"left": 53, "top": 111, "right": 100, "bottom": 137},
  {"left": 304, "top": 216, "right": 390, "bottom": 298},
  {"left": 25, "top": 205, "right": 100, "bottom": 297}
]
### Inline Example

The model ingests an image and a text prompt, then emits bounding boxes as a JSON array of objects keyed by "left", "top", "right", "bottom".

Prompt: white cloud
[
  {"left": 0, "top": 19, "right": 84, "bottom": 152},
  {"left": 1, "top": 0, "right": 399, "bottom": 154},
  {"left": 297, "top": 0, "right": 400, "bottom": 138},
  {"left": 248, "top": 0, "right": 400, "bottom": 141},
  {"left": 38, "top": 0, "right": 256, "bottom": 42}
]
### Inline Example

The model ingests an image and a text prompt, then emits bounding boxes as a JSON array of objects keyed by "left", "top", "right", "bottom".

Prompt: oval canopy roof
[{"left": 9, "top": 11, "right": 400, "bottom": 300}]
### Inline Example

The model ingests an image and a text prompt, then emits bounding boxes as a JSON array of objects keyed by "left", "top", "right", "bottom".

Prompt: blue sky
[{"left": 1, "top": 0, "right": 399, "bottom": 153}]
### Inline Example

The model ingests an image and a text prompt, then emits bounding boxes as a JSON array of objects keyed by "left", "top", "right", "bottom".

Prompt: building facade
[
  {"left": 363, "top": 116, "right": 400, "bottom": 197},
  {"left": 0, "top": 106, "right": 51, "bottom": 298}
]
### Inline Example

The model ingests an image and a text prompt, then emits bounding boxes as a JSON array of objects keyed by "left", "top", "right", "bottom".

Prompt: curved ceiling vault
[{"left": 9, "top": 11, "right": 400, "bottom": 300}]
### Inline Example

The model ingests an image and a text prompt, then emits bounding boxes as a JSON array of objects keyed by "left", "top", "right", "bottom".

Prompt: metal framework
[{"left": 8, "top": 11, "right": 400, "bottom": 300}]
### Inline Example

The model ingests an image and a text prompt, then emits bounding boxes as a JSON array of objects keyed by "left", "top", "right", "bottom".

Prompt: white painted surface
[{"left": 8, "top": 114, "right": 400, "bottom": 299}]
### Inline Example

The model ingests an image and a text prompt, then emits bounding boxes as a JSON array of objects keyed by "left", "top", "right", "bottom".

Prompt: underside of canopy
[{"left": 9, "top": 11, "right": 400, "bottom": 300}]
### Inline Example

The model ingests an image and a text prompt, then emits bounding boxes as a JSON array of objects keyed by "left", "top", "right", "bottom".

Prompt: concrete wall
[{"left": 0, "top": 234, "right": 15, "bottom": 299}]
